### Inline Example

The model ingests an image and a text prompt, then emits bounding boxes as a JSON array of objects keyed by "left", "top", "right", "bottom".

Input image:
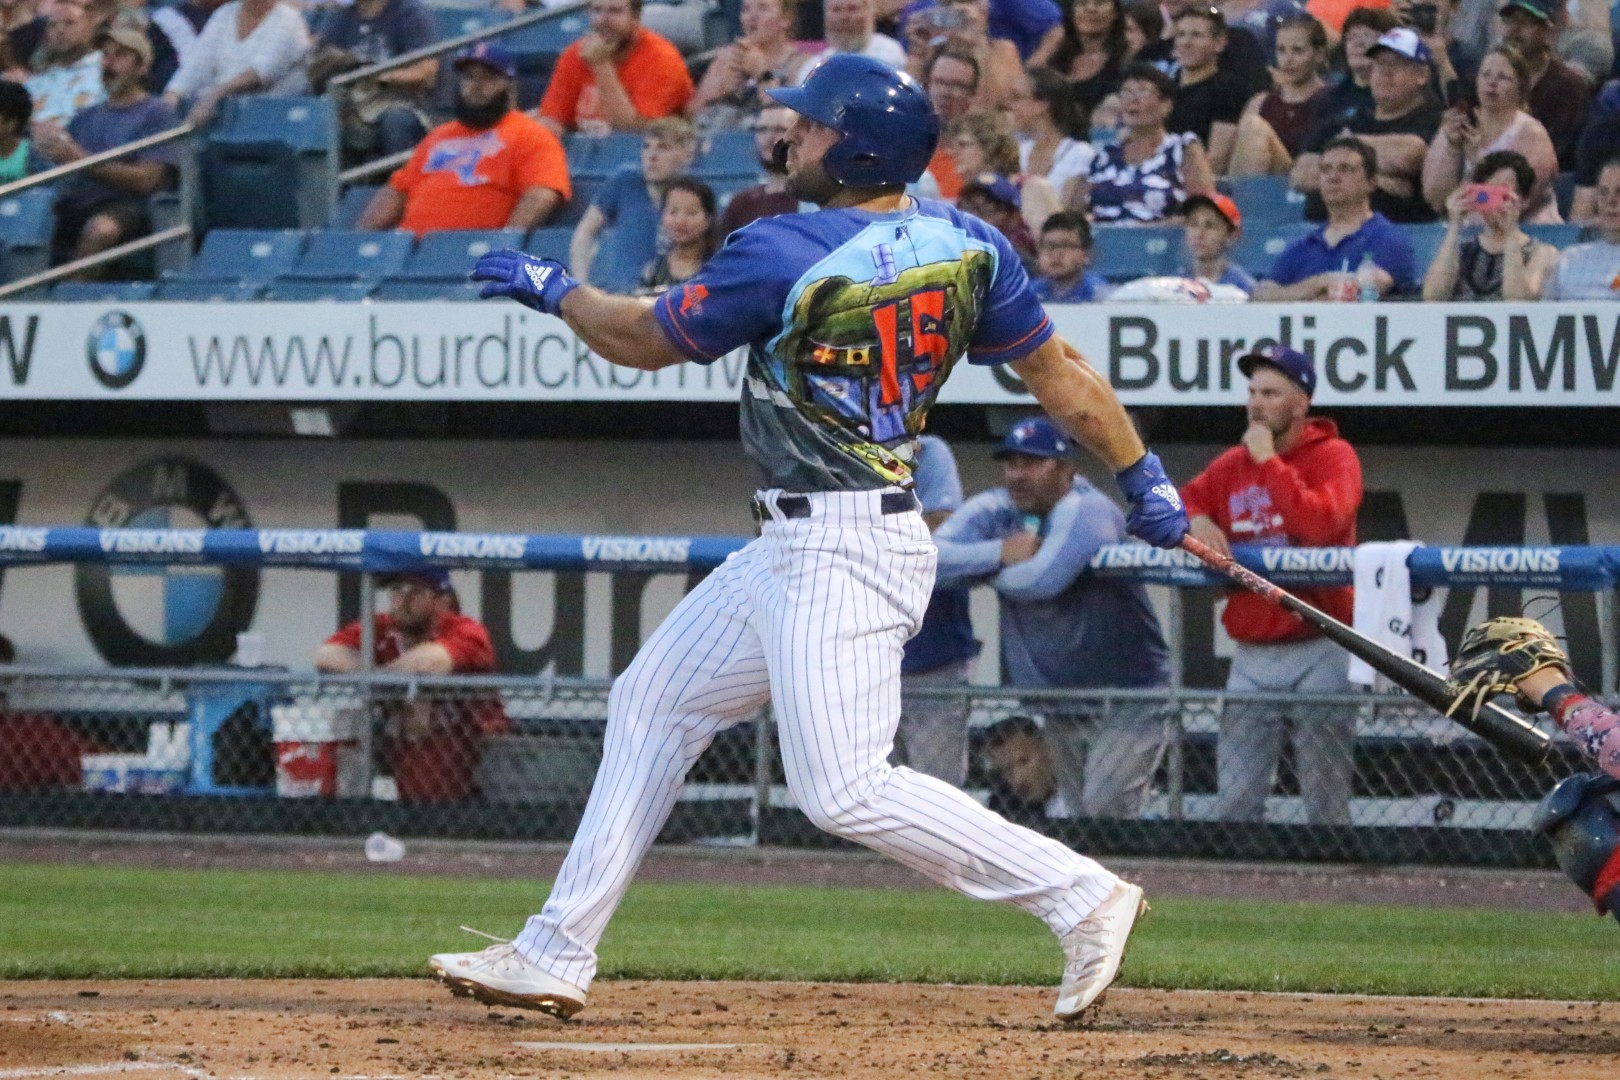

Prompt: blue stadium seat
[
  {"left": 501, "top": 8, "right": 589, "bottom": 56},
  {"left": 1223, "top": 174, "right": 1308, "bottom": 225},
  {"left": 211, "top": 96, "right": 335, "bottom": 153},
  {"left": 50, "top": 281, "right": 156, "bottom": 301},
  {"left": 393, "top": 229, "right": 525, "bottom": 281},
  {"left": 526, "top": 225, "right": 573, "bottom": 260},
  {"left": 373, "top": 279, "right": 485, "bottom": 301},
  {"left": 1232, "top": 222, "right": 1312, "bottom": 280},
  {"left": 1090, "top": 225, "right": 1182, "bottom": 282},
  {"left": 695, "top": 128, "right": 757, "bottom": 174},
  {"left": 589, "top": 227, "right": 648, "bottom": 293},
  {"left": 1525, "top": 222, "right": 1581, "bottom": 249},
  {"left": 172, "top": 229, "right": 307, "bottom": 285},
  {"left": 566, "top": 133, "right": 643, "bottom": 179},
  {"left": 0, "top": 186, "right": 56, "bottom": 280},
  {"left": 262, "top": 280, "right": 377, "bottom": 301},
  {"left": 154, "top": 280, "right": 265, "bottom": 301},
  {"left": 1400, "top": 222, "right": 1450, "bottom": 277},
  {"left": 431, "top": 8, "right": 510, "bottom": 41},
  {"left": 555, "top": 175, "right": 604, "bottom": 225},
  {"left": 333, "top": 185, "right": 381, "bottom": 229},
  {"left": 198, "top": 141, "right": 302, "bottom": 230},
  {"left": 279, "top": 229, "right": 414, "bottom": 283}
]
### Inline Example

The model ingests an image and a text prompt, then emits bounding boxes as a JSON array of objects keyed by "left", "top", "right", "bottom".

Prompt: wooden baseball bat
[{"left": 1180, "top": 534, "right": 1552, "bottom": 764}]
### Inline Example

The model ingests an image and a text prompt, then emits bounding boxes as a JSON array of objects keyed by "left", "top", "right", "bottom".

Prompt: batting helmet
[
  {"left": 1533, "top": 772, "right": 1620, "bottom": 924},
  {"left": 767, "top": 54, "right": 940, "bottom": 188}
]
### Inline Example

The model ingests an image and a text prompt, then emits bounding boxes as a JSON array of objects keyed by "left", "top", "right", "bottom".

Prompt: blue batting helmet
[{"left": 767, "top": 54, "right": 940, "bottom": 188}]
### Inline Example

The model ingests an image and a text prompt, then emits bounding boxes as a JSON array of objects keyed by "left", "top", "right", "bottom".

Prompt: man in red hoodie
[{"left": 1182, "top": 344, "right": 1364, "bottom": 825}]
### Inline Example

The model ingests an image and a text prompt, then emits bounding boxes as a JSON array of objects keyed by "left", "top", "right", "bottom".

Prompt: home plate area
[{"left": 0, "top": 979, "right": 1615, "bottom": 1079}]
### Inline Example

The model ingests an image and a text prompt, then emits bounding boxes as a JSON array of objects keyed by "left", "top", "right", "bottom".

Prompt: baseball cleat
[
  {"left": 430, "top": 935, "right": 587, "bottom": 1020},
  {"left": 1053, "top": 881, "right": 1148, "bottom": 1024}
]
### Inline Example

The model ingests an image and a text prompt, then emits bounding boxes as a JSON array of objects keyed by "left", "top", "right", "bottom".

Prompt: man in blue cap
[
  {"left": 1182, "top": 345, "right": 1364, "bottom": 826},
  {"left": 933, "top": 417, "right": 1173, "bottom": 820}
]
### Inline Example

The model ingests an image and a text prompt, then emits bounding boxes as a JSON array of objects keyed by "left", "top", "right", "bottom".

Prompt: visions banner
[{"left": 2, "top": 301, "right": 1619, "bottom": 404}]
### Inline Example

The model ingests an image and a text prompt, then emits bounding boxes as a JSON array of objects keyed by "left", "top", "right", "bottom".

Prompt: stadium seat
[
  {"left": 1090, "top": 225, "right": 1182, "bottom": 282},
  {"left": 526, "top": 225, "right": 573, "bottom": 260},
  {"left": 566, "top": 133, "right": 643, "bottom": 179},
  {"left": 554, "top": 175, "right": 603, "bottom": 225},
  {"left": 1232, "top": 222, "right": 1312, "bottom": 280},
  {"left": 0, "top": 186, "right": 56, "bottom": 280},
  {"left": 501, "top": 8, "right": 589, "bottom": 57},
  {"left": 198, "top": 141, "right": 302, "bottom": 230},
  {"left": 154, "top": 279, "right": 265, "bottom": 301},
  {"left": 1525, "top": 222, "right": 1581, "bottom": 249},
  {"left": 694, "top": 128, "right": 757, "bottom": 175},
  {"left": 393, "top": 229, "right": 525, "bottom": 281},
  {"left": 431, "top": 7, "right": 510, "bottom": 40},
  {"left": 50, "top": 281, "right": 156, "bottom": 301},
  {"left": 333, "top": 185, "right": 380, "bottom": 229},
  {"left": 1400, "top": 222, "right": 1450, "bottom": 278},
  {"left": 279, "top": 229, "right": 414, "bottom": 283},
  {"left": 211, "top": 96, "right": 335, "bottom": 153},
  {"left": 1223, "top": 174, "right": 1308, "bottom": 226},
  {"left": 372, "top": 279, "right": 485, "bottom": 301},
  {"left": 262, "top": 280, "right": 377, "bottom": 301},
  {"left": 171, "top": 229, "right": 307, "bottom": 285}
]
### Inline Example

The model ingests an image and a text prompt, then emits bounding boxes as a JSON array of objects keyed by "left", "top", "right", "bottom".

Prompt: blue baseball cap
[
  {"left": 454, "top": 42, "right": 518, "bottom": 79},
  {"left": 382, "top": 567, "right": 452, "bottom": 592},
  {"left": 1238, "top": 344, "right": 1315, "bottom": 397},
  {"left": 994, "top": 416, "right": 1072, "bottom": 460},
  {"left": 960, "top": 173, "right": 1021, "bottom": 211},
  {"left": 1366, "top": 27, "right": 1433, "bottom": 65}
]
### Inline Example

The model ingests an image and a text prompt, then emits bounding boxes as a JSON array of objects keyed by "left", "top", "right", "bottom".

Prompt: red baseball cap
[{"left": 1182, "top": 192, "right": 1242, "bottom": 232}]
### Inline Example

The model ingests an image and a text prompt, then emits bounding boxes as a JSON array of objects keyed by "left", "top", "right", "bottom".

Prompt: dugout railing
[{"left": 0, "top": 527, "right": 1615, "bottom": 869}]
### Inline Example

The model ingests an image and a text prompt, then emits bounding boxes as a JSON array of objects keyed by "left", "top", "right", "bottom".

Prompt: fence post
[
  {"left": 358, "top": 573, "right": 377, "bottom": 797},
  {"left": 1599, "top": 587, "right": 1617, "bottom": 697},
  {"left": 1166, "top": 696, "right": 1185, "bottom": 820}
]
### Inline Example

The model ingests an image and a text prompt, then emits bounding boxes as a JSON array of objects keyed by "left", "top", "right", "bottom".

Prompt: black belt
[{"left": 752, "top": 491, "right": 919, "bottom": 522}]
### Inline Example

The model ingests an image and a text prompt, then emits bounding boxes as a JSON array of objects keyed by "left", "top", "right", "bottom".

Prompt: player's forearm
[
  {"left": 558, "top": 286, "right": 688, "bottom": 370},
  {"left": 1011, "top": 337, "right": 1144, "bottom": 473},
  {"left": 1546, "top": 689, "right": 1620, "bottom": 781}
]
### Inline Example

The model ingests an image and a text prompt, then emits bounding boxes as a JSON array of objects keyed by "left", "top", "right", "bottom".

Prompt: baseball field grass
[{"left": 3, "top": 862, "right": 1616, "bottom": 1000}]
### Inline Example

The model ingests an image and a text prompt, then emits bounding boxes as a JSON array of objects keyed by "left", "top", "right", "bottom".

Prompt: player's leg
[
  {"left": 431, "top": 544, "right": 773, "bottom": 1008},
  {"left": 895, "top": 659, "right": 973, "bottom": 786},
  {"left": 1216, "top": 643, "right": 1287, "bottom": 822},
  {"left": 1288, "top": 636, "right": 1356, "bottom": 827}
]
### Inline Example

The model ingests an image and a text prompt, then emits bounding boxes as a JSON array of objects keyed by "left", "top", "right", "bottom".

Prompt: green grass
[{"left": 1, "top": 862, "right": 1615, "bottom": 1000}]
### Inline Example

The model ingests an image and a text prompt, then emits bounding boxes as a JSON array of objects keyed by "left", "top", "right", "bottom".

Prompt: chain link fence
[{"left": 0, "top": 667, "right": 1583, "bottom": 867}]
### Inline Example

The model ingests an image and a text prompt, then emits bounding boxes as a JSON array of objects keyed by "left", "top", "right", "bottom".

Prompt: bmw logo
[{"left": 86, "top": 310, "right": 146, "bottom": 389}]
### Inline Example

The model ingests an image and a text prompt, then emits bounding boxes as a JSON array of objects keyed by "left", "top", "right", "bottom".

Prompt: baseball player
[{"left": 431, "top": 54, "right": 1189, "bottom": 1024}]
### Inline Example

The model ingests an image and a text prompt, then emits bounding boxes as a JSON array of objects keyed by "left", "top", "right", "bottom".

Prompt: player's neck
[{"left": 826, "top": 188, "right": 909, "bottom": 212}]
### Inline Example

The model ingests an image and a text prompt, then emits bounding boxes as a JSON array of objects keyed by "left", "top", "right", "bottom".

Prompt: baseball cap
[
  {"left": 453, "top": 41, "right": 518, "bottom": 79},
  {"left": 1366, "top": 27, "right": 1433, "bottom": 65},
  {"left": 960, "top": 173, "right": 1021, "bottom": 211},
  {"left": 381, "top": 567, "right": 453, "bottom": 592},
  {"left": 1181, "top": 192, "right": 1242, "bottom": 231},
  {"left": 994, "top": 416, "right": 1072, "bottom": 460},
  {"left": 1238, "top": 344, "right": 1315, "bottom": 398},
  {"left": 101, "top": 24, "right": 153, "bottom": 69},
  {"left": 1499, "top": 0, "right": 1556, "bottom": 21}
]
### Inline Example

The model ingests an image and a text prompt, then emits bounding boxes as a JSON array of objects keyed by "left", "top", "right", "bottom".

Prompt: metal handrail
[
  {"left": 0, "top": 122, "right": 198, "bottom": 201},
  {"left": 338, "top": 147, "right": 413, "bottom": 186},
  {"left": 0, "top": 225, "right": 191, "bottom": 299}
]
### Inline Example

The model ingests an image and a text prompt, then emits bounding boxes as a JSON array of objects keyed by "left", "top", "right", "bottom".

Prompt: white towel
[{"left": 1349, "top": 541, "right": 1448, "bottom": 689}]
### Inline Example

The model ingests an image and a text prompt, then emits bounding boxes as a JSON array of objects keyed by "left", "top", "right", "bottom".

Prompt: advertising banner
[{"left": 3, "top": 301, "right": 1619, "bottom": 404}]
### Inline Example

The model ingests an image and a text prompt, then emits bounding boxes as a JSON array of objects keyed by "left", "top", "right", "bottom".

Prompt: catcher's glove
[{"left": 1446, "top": 616, "right": 1573, "bottom": 721}]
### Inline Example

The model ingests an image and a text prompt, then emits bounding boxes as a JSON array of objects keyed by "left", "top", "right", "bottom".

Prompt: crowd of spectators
[{"left": 4, "top": 0, "right": 1620, "bottom": 295}]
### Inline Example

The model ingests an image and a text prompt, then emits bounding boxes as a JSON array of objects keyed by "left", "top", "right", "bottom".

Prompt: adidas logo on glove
[{"left": 525, "top": 264, "right": 553, "bottom": 291}]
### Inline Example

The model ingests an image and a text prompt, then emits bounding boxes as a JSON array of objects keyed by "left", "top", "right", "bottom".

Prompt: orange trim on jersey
[
  {"left": 658, "top": 300, "right": 718, "bottom": 359},
  {"left": 981, "top": 315, "right": 1052, "bottom": 359}
]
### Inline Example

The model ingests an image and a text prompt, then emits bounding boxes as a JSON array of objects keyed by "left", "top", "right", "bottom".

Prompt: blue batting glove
[
  {"left": 1115, "top": 451, "right": 1189, "bottom": 549},
  {"left": 469, "top": 249, "right": 579, "bottom": 315}
]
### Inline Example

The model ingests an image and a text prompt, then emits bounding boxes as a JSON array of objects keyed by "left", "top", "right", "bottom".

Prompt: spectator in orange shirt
[
  {"left": 358, "top": 42, "right": 570, "bottom": 234},
  {"left": 538, "top": 0, "right": 694, "bottom": 136},
  {"left": 314, "top": 567, "right": 510, "bottom": 804}
]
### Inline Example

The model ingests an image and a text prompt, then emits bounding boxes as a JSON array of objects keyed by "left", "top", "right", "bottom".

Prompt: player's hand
[
  {"left": 470, "top": 249, "right": 579, "bottom": 315},
  {"left": 1000, "top": 531, "right": 1041, "bottom": 566},
  {"left": 1115, "top": 451, "right": 1189, "bottom": 549}
]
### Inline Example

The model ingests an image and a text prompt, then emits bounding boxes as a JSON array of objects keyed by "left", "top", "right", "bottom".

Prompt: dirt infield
[{"left": 1, "top": 978, "right": 1616, "bottom": 1080}]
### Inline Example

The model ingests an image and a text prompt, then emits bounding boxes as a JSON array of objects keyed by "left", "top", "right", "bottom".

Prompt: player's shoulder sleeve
[
  {"left": 651, "top": 216, "right": 801, "bottom": 364},
  {"left": 949, "top": 206, "right": 1053, "bottom": 366}
]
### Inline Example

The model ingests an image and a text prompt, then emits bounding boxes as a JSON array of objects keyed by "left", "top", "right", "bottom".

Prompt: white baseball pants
[{"left": 512, "top": 488, "right": 1121, "bottom": 990}]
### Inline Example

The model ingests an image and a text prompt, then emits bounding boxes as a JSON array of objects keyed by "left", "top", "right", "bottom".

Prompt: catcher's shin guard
[{"left": 1533, "top": 773, "right": 1620, "bottom": 923}]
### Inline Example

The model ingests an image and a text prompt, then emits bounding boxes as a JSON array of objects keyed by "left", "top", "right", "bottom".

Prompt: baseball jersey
[{"left": 652, "top": 198, "right": 1053, "bottom": 491}]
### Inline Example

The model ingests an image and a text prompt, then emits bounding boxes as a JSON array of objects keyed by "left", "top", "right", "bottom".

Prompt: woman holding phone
[
  {"left": 1421, "top": 45, "right": 1560, "bottom": 222},
  {"left": 1421, "top": 150, "right": 1559, "bottom": 301}
]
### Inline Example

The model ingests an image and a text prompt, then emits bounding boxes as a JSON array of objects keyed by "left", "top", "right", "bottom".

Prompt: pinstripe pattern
[{"left": 512, "top": 488, "right": 1119, "bottom": 990}]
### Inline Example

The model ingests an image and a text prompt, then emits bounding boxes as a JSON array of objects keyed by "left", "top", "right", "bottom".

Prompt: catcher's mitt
[{"left": 1446, "top": 616, "right": 1572, "bottom": 721}]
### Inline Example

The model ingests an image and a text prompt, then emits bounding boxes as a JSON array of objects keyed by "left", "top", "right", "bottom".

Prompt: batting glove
[
  {"left": 470, "top": 249, "right": 579, "bottom": 315},
  {"left": 1115, "top": 451, "right": 1189, "bottom": 549}
]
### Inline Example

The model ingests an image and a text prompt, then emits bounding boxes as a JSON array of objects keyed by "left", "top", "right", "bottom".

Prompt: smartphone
[
  {"left": 927, "top": 5, "right": 966, "bottom": 29},
  {"left": 1463, "top": 183, "right": 1513, "bottom": 214}
]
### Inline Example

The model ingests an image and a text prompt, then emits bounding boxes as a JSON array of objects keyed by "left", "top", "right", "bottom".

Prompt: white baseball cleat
[
  {"left": 1053, "top": 881, "right": 1148, "bottom": 1024},
  {"left": 430, "top": 933, "right": 587, "bottom": 1020}
]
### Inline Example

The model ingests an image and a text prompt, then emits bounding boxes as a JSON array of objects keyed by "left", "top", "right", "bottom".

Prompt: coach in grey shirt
[
  {"left": 1545, "top": 158, "right": 1620, "bottom": 299},
  {"left": 934, "top": 417, "right": 1171, "bottom": 818}
]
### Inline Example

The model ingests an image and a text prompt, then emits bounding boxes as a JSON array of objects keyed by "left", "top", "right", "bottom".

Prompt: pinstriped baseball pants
[{"left": 512, "top": 488, "right": 1121, "bottom": 990}]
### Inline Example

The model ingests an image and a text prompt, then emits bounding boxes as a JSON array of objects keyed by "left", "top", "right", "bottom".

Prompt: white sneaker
[
  {"left": 429, "top": 933, "right": 587, "bottom": 1019},
  {"left": 1053, "top": 881, "right": 1147, "bottom": 1024}
]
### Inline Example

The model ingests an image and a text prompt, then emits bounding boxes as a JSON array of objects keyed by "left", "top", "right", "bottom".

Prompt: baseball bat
[{"left": 1180, "top": 534, "right": 1552, "bottom": 764}]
